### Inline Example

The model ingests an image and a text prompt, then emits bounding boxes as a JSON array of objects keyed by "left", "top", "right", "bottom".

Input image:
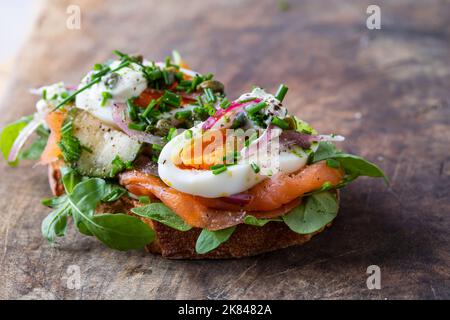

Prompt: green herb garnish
[
  {"left": 246, "top": 101, "right": 267, "bottom": 115},
  {"left": 271, "top": 116, "right": 290, "bottom": 129},
  {"left": 275, "top": 84, "right": 289, "bottom": 102}
]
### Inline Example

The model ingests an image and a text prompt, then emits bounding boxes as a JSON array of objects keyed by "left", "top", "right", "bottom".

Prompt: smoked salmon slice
[
  {"left": 39, "top": 111, "right": 65, "bottom": 165},
  {"left": 197, "top": 162, "right": 344, "bottom": 211},
  {"left": 119, "top": 171, "right": 300, "bottom": 230}
]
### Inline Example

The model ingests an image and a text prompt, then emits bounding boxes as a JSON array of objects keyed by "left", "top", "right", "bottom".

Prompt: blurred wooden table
[{"left": 0, "top": 0, "right": 449, "bottom": 299}]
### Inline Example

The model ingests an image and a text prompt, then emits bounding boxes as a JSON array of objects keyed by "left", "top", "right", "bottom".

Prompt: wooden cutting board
[{"left": 0, "top": 0, "right": 449, "bottom": 299}]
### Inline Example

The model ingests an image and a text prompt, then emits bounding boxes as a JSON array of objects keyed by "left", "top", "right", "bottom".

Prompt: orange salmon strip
[
  {"left": 119, "top": 171, "right": 300, "bottom": 230},
  {"left": 39, "top": 111, "right": 65, "bottom": 165},
  {"left": 197, "top": 162, "right": 344, "bottom": 212}
]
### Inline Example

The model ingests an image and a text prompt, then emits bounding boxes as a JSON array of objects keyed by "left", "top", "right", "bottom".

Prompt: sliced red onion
[
  {"left": 8, "top": 114, "right": 44, "bottom": 162},
  {"left": 112, "top": 103, "right": 163, "bottom": 145},
  {"left": 221, "top": 193, "right": 253, "bottom": 206},
  {"left": 241, "top": 125, "right": 282, "bottom": 159},
  {"left": 202, "top": 98, "right": 262, "bottom": 131}
]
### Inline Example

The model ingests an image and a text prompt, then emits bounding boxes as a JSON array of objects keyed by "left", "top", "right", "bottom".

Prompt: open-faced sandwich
[{"left": 0, "top": 51, "right": 387, "bottom": 259}]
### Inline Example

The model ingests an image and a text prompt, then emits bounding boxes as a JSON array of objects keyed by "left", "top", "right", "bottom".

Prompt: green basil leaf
[
  {"left": 195, "top": 227, "right": 236, "bottom": 254},
  {"left": 41, "top": 202, "right": 70, "bottom": 242},
  {"left": 243, "top": 215, "right": 282, "bottom": 227},
  {"left": 283, "top": 192, "right": 338, "bottom": 234},
  {"left": 89, "top": 214, "right": 155, "bottom": 251},
  {"left": 132, "top": 203, "right": 192, "bottom": 231},
  {"left": 0, "top": 116, "right": 31, "bottom": 166}
]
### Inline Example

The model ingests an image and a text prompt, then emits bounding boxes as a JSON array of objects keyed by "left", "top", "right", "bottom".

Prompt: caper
[
  {"left": 197, "top": 80, "right": 225, "bottom": 94},
  {"left": 153, "top": 118, "right": 172, "bottom": 136},
  {"left": 284, "top": 116, "right": 297, "bottom": 130}
]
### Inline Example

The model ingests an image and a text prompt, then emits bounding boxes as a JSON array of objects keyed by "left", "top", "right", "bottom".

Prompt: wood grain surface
[{"left": 0, "top": 0, "right": 449, "bottom": 299}]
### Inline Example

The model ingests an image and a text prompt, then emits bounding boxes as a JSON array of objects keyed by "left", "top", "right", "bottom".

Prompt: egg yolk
[{"left": 178, "top": 129, "right": 233, "bottom": 170}]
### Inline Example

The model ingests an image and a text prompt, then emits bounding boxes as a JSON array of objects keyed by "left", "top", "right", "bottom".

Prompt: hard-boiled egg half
[{"left": 158, "top": 89, "right": 313, "bottom": 198}]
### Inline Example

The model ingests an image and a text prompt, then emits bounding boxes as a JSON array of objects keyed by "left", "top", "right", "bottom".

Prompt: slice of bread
[
  {"left": 50, "top": 166, "right": 335, "bottom": 259},
  {"left": 96, "top": 195, "right": 333, "bottom": 259}
]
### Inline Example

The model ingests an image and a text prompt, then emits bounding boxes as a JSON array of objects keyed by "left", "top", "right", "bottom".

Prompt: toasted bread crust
[
  {"left": 50, "top": 165, "right": 336, "bottom": 259},
  {"left": 145, "top": 220, "right": 329, "bottom": 259}
]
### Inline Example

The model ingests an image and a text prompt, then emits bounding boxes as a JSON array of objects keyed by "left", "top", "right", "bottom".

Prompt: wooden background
[{"left": 0, "top": 0, "right": 449, "bottom": 299}]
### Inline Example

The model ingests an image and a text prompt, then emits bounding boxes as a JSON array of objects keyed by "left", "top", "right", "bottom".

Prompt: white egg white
[{"left": 158, "top": 126, "right": 310, "bottom": 198}]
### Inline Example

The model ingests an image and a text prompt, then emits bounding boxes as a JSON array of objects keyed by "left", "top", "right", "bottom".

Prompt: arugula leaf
[
  {"left": 61, "top": 167, "right": 82, "bottom": 194},
  {"left": 243, "top": 215, "right": 282, "bottom": 227},
  {"left": 89, "top": 214, "right": 155, "bottom": 251},
  {"left": 68, "top": 178, "right": 106, "bottom": 236},
  {"left": 313, "top": 142, "right": 388, "bottom": 184},
  {"left": 102, "top": 183, "right": 127, "bottom": 202},
  {"left": 282, "top": 192, "right": 338, "bottom": 234},
  {"left": 19, "top": 125, "right": 49, "bottom": 160},
  {"left": 0, "top": 116, "right": 32, "bottom": 166},
  {"left": 41, "top": 174, "right": 154, "bottom": 250},
  {"left": 132, "top": 203, "right": 192, "bottom": 231},
  {"left": 41, "top": 202, "right": 70, "bottom": 242},
  {"left": 195, "top": 227, "right": 236, "bottom": 254}
]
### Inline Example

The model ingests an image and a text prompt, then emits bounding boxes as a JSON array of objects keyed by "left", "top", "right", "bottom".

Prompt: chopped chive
[
  {"left": 149, "top": 69, "right": 162, "bottom": 81},
  {"left": 100, "top": 91, "right": 112, "bottom": 106},
  {"left": 60, "top": 91, "right": 69, "bottom": 99},
  {"left": 128, "top": 122, "right": 146, "bottom": 131},
  {"left": 245, "top": 132, "right": 258, "bottom": 147},
  {"left": 167, "top": 127, "right": 177, "bottom": 141},
  {"left": 142, "top": 99, "right": 157, "bottom": 118},
  {"left": 42, "top": 89, "right": 47, "bottom": 100},
  {"left": 196, "top": 96, "right": 204, "bottom": 107},
  {"left": 275, "top": 84, "right": 289, "bottom": 102},
  {"left": 162, "top": 70, "right": 170, "bottom": 85},
  {"left": 204, "top": 88, "right": 216, "bottom": 102},
  {"left": 138, "top": 196, "right": 151, "bottom": 204},
  {"left": 271, "top": 116, "right": 290, "bottom": 129},
  {"left": 210, "top": 164, "right": 225, "bottom": 170},
  {"left": 250, "top": 162, "right": 260, "bottom": 173},
  {"left": 326, "top": 158, "right": 340, "bottom": 169},
  {"left": 127, "top": 99, "right": 139, "bottom": 121},
  {"left": 184, "top": 129, "right": 193, "bottom": 139},
  {"left": 175, "top": 110, "right": 192, "bottom": 120},
  {"left": 220, "top": 98, "right": 231, "bottom": 109},
  {"left": 212, "top": 166, "right": 227, "bottom": 175},
  {"left": 152, "top": 144, "right": 163, "bottom": 152},
  {"left": 162, "top": 90, "right": 181, "bottom": 107},
  {"left": 246, "top": 101, "right": 267, "bottom": 115},
  {"left": 93, "top": 63, "right": 103, "bottom": 71},
  {"left": 165, "top": 56, "right": 171, "bottom": 67},
  {"left": 239, "top": 97, "right": 257, "bottom": 103}
]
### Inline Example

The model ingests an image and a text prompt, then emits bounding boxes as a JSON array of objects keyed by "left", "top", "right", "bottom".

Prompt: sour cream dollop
[{"left": 76, "top": 60, "right": 147, "bottom": 126}]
